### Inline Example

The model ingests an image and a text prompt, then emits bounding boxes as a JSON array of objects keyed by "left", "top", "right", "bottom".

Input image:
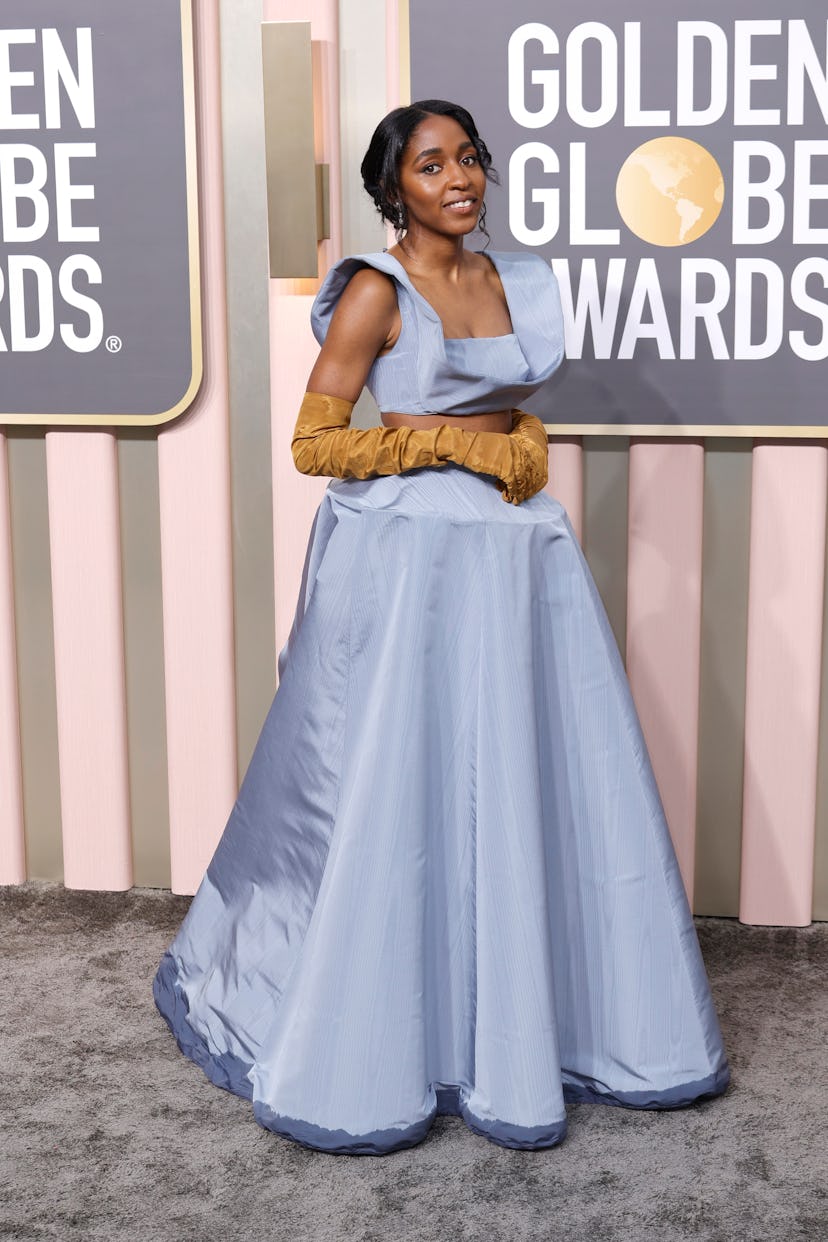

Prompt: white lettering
[
  {"left": 59, "top": 255, "right": 103, "bottom": 351},
  {"left": 618, "top": 258, "right": 675, "bottom": 359},
  {"left": 8, "top": 254, "right": 54, "bottom": 351},
  {"left": 624, "top": 23, "right": 670, "bottom": 126},
  {"left": 0, "top": 30, "right": 38, "bottom": 128},
  {"left": 550, "top": 257, "right": 626, "bottom": 359},
  {"left": 566, "top": 23, "right": 617, "bottom": 128},
  {"left": 569, "top": 143, "right": 620, "bottom": 245},
  {"left": 733, "top": 259, "right": 784, "bottom": 359},
  {"left": 680, "top": 260, "right": 730, "bottom": 360},
  {"left": 0, "top": 144, "right": 49, "bottom": 242},
  {"left": 42, "top": 27, "right": 95, "bottom": 129},
  {"left": 509, "top": 142, "right": 559, "bottom": 245},
  {"left": 731, "top": 142, "right": 785, "bottom": 244},
  {"left": 54, "top": 143, "right": 99, "bottom": 242},
  {"left": 787, "top": 19, "right": 828, "bottom": 126},
  {"left": 676, "top": 22, "right": 728, "bottom": 126},
  {"left": 790, "top": 258, "right": 828, "bottom": 360},
  {"left": 793, "top": 141, "right": 828, "bottom": 244},
  {"left": 508, "top": 23, "right": 558, "bottom": 128},
  {"left": 733, "top": 20, "right": 782, "bottom": 126}
]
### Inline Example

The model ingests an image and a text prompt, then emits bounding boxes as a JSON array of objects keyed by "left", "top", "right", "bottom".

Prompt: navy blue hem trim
[
  {"left": 460, "top": 1106, "right": 567, "bottom": 1150},
  {"left": 154, "top": 954, "right": 730, "bottom": 1154},
  {"left": 562, "top": 1062, "right": 731, "bottom": 1110},
  {"left": 153, "top": 952, "right": 254, "bottom": 1101},
  {"left": 253, "top": 1102, "right": 436, "bottom": 1156}
]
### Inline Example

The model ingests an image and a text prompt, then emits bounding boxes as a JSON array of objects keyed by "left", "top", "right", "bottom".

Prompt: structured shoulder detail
[
  {"left": 484, "top": 252, "right": 565, "bottom": 377},
  {"left": 311, "top": 253, "right": 432, "bottom": 345}
]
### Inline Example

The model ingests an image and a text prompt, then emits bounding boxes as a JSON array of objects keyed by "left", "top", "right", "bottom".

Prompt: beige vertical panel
[
  {"left": 340, "top": 0, "right": 389, "bottom": 256},
  {"left": 46, "top": 433, "right": 132, "bottom": 890},
  {"left": 741, "top": 445, "right": 826, "bottom": 927},
  {"left": 118, "top": 436, "right": 170, "bottom": 889},
  {"left": 0, "top": 433, "right": 25, "bottom": 882},
  {"left": 394, "top": 0, "right": 410, "bottom": 105},
  {"left": 582, "top": 436, "right": 629, "bottom": 655},
  {"left": 695, "top": 441, "right": 752, "bottom": 917},
  {"left": 158, "top": 0, "right": 238, "bottom": 895},
  {"left": 219, "top": 0, "right": 276, "bottom": 773},
  {"left": 5, "top": 434, "right": 62, "bottom": 880}
]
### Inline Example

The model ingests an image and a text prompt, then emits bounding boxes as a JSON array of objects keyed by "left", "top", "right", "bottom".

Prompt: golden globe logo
[
  {"left": 615, "top": 138, "right": 725, "bottom": 247},
  {"left": 507, "top": 18, "right": 828, "bottom": 362}
]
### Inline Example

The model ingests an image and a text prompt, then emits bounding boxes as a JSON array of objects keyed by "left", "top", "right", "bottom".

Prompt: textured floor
[{"left": 0, "top": 883, "right": 826, "bottom": 1242}]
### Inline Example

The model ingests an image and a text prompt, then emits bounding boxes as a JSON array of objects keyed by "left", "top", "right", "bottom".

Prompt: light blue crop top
[{"left": 310, "top": 251, "right": 565, "bottom": 416}]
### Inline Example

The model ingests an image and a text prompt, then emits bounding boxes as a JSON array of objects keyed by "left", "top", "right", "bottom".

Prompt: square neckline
[{"left": 382, "top": 250, "right": 517, "bottom": 344}]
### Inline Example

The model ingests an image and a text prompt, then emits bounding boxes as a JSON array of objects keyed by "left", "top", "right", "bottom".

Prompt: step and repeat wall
[{"left": 0, "top": 0, "right": 826, "bottom": 924}]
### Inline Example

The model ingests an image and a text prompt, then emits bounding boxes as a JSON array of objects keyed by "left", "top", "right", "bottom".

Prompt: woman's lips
[{"left": 444, "top": 199, "right": 478, "bottom": 213}]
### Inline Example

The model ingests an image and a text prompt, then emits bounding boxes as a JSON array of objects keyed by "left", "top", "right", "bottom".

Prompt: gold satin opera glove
[{"left": 291, "top": 392, "right": 549, "bottom": 505}]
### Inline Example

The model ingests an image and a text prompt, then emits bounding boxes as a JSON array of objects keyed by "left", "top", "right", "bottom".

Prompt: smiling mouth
[{"left": 444, "top": 199, "right": 477, "bottom": 211}]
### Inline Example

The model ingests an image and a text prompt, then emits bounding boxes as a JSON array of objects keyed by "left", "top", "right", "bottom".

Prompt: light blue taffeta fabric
[
  {"left": 154, "top": 255, "right": 729, "bottom": 1156},
  {"left": 310, "top": 250, "right": 565, "bottom": 415}
]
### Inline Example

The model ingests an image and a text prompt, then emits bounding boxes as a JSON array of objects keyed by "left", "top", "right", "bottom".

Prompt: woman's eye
[
  {"left": 461, "top": 155, "right": 479, "bottom": 166},
  {"left": 421, "top": 163, "right": 440, "bottom": 175}
]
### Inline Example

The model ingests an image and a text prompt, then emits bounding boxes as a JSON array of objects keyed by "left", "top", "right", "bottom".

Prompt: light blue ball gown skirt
[{"left": 153, "top": 465, "right": 730, "bottom": 1155}]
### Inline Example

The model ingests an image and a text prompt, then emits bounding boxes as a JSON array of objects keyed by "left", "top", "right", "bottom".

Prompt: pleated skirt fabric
[{"left": 153, "top": 465, "right": 730, "bottom": 1155}]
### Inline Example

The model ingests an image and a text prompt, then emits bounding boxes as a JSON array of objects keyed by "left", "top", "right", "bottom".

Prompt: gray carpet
[{"left": 0, "top": 883, "right": 825, "bottom": 1242}]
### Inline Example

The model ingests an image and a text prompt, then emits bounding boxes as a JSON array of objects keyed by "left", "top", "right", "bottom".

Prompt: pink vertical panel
[
  {"left": 741, "top": 445, "right": 826, "bottom": 927},
  {"left": 158, "top": 0, "right": 237, "bottom": 895},
  {"left": 46, "top": 433, "right": 131, "bottom": 890},
  {"left": 265, "top": 0, "right": 342, "bottom": 653},
  {"left": 0, "top": 433, "right": 25, "bottom": 883},
  {"left": 626, "top": 440, "right": 704, "bottom": 901},
  {"left": 546, "top": 437, "right": 583, "bottom": 543}
]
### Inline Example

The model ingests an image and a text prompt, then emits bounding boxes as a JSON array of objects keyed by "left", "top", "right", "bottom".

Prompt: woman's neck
[{"left": 391, "top": 232, "right": 471, "bottom": 280}]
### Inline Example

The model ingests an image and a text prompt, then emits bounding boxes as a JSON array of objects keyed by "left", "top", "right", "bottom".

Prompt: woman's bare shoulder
[
  {"left": 337, "top": 264, "right": 398, "bottom": 316},
  {"left": 325, "top": 263, "right": 400, "bottom": 351}
]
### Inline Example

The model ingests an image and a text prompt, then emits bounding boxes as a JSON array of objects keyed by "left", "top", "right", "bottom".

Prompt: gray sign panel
[
  {"left": 411, "top": 2, "right": 828, "bottom": 436},
  {"left": 0, "top": 0, "right": 200, "bottom": 426}
]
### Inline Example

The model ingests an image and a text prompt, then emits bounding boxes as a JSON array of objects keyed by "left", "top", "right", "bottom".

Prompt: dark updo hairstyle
[{"left": 360, "top": 99, "right": 499, "bottom": 243}]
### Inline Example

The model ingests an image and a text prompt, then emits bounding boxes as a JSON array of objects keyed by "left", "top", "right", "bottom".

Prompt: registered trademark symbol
[{"left": 105, "top": 335, "right": 122, "bottom": 353}]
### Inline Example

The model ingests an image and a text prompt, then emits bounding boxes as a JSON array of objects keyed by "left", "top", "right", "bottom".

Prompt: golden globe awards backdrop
[
  {"left": 0, "top": 1, "right": 201, "bottom": 426},
  {"left": 410, "top": 4, "right": 828, "bottom": 435}
]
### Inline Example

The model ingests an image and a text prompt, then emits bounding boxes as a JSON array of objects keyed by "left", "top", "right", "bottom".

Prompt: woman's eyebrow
[{"left": 413, "top": 140, "right": 474, "bottom": 163}]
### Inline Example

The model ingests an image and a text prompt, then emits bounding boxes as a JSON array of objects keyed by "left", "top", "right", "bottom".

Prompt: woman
[{"left": 154, "top": 100, "right": 730, "bottom": 1155}]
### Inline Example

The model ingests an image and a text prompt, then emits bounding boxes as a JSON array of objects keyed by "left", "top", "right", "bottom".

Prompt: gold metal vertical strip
[
  {"left": 5, "top": 434, "right": 62, "bottom": 879},
  {"left": 219, "top": 0, "right": 276, "bottom": 774},
  {"left": 118, "top": 436, "right": 171, "bottom": 888},
  {"left": 582, "top": 437, "right": 630, "bottom": 656},
  {"left": 261, "top": 22, "right": 319, "bottom": 279},
  {"left": 694, "top": 441, "right": 752, "bottom": 917},
  {"left": 397, "top": 0, "right": 411, "bottom": 106}
]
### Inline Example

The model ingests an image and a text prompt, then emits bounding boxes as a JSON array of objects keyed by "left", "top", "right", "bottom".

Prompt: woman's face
[{"left": 394, "top": 113, "right": 487, "bottom": 240}]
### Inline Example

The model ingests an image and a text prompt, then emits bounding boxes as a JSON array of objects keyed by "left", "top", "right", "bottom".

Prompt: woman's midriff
[{"left": 381, "top": 410, "right": 514, "bottom": 434}]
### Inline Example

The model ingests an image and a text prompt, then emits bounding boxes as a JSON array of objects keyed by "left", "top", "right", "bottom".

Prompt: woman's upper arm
[{"left": 306, "top": 268, "right": 399, "bottom": 402}]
